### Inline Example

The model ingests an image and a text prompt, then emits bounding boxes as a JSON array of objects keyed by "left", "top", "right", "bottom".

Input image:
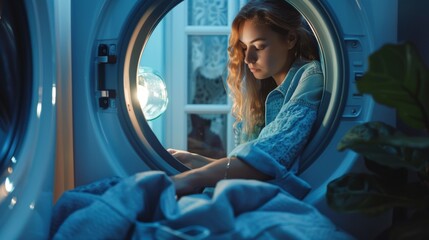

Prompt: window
[{"left": 140, "top": 0, "right": 247, "bottom": 158}]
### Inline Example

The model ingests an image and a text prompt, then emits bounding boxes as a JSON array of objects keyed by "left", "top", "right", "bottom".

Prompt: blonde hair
[{"left": 227, "top": 0, "right": 318, "bottom": 142}]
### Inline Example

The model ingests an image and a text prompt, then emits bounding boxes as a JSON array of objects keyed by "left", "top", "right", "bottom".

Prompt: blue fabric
[
  {"left": 51, "top": 171, "right": 354, "bottom": 239},
  {"left": 228, "top": 140, "right": 311, "bottom": 200},
  {"left": 231, "top": 60, "right": 323, "bottom": 197},
  {"left": 235, "top": 60, "right": 323, "bottom": 144},
  {"left": 49, "top": 176, "right": 122, "bottom": 238}
]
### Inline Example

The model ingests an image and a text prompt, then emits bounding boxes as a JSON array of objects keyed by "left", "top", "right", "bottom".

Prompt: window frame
[{"left": 164, "top": 0, "right": 248, "bottom": 154}]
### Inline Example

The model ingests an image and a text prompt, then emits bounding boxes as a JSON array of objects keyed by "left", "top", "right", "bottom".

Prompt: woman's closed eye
[
  {"left": 240, "top": 44, "right": 266, "bottom": 52},
  {"left": 255, "top": 44, "right": 266, "bottom": 50}
]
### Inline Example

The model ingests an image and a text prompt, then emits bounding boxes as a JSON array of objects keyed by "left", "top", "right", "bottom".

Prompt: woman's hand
[{"left": 167, "top": 149, "right": 214, "bottom": 169}]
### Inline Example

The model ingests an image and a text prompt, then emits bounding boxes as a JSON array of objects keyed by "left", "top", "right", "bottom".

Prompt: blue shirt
[{"left": 229, "top": 59, "right": 323, "bottom": 199}]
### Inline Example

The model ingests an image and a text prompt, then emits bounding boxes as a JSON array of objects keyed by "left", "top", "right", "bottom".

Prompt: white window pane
[
  {"left": 187, "top": 113, "right": 227, "bottom": 158},
  {"left": 188, "top": 0, "right": 228, "bottom": 26},
  {"left": 187, "top": 35, "right": 228, "bottom": 104}
]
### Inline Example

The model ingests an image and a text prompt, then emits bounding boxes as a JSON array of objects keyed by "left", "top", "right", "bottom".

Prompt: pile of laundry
[{"left": 50, "top": 171, "right": 354, "bottom": 239}]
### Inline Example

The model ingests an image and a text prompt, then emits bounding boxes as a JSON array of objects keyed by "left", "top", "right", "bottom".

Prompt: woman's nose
[{"left": 244, "top": 48, "right": 256, "bottom": 64}]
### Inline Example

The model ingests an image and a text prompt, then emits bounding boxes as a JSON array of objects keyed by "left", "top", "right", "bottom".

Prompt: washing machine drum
[
  {"left": 114, "top": 0, "right": 348, "bottom": 177},
  {"left": 1, "top": 0, "right": 58, "bottom": 238},
  {"left": 72, "top": 0, "right": 395, "bottom": 239},
  {"left": 0, "top": 0, "right": 32, "bottom": 176}
]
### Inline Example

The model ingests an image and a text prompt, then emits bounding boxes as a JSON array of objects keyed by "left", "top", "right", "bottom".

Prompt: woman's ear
[{"left": 286, "top": 31, "right": 298, "bottom": 50}]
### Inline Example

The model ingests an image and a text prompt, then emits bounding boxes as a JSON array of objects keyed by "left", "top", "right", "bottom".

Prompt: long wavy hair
[{"left": 227, "top": 0, "right": 319, "bottom": 142}]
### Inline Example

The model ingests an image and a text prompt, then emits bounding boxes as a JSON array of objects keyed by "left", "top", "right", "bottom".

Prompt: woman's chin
[{"left": 253, "top": 74, "right": 269, "bottom": 80}]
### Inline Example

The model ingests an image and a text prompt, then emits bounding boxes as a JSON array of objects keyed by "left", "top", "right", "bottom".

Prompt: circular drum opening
[
  {"left": 0, "top": 1, "right": 32, "bottom": 173},
  {"left": 118, "top": 0, "right": 347, "bottom": 174}
]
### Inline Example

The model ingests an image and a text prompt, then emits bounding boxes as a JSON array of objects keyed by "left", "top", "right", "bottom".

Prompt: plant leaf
[
  {"left": 337, "top": 122, "right": 429, "bottom": 174},
  {"left": 358, "top": 42, "right": 429, "bottom": 130},
  {"left": 326, "top": 173, "right": 429, "bottom": 215}
]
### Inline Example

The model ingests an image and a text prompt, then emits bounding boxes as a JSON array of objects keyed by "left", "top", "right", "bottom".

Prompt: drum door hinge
[{"left": 97, "top": 44, "right": 117, "bottom": 109}]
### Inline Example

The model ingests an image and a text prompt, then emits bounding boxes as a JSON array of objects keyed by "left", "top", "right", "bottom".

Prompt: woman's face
[{"left": 239, "top": 19, "right": 296, "bottom": 85}]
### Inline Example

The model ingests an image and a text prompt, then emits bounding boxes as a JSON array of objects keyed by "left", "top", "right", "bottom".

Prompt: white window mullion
[
  {"left": 185, "top": 26, "right": 230, "bottom": 35},
  {"left": 184, "top": 104, "right": 230, "bottom": 114}
]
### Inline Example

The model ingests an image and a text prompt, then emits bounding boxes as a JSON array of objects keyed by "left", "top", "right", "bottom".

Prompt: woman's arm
[
  {"left": 171, "top": 157, "right": 271, "bottom": 197},
  {"left": 167, "top": 149, "right": 217, "bottom": 169}
]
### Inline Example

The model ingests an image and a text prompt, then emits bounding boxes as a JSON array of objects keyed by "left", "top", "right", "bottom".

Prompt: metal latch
[{"left": 97, "top": 44, "right": 116, "bottom": 109}]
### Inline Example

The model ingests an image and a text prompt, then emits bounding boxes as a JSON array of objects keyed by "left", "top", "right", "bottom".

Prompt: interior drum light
[{"left": 137, "top": 67, "right": 168, "bottom": 121}]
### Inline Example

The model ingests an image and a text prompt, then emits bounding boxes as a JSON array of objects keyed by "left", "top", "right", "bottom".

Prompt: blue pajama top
[{"left": 229, "top": 59, "right": 323, "bottom": 199}]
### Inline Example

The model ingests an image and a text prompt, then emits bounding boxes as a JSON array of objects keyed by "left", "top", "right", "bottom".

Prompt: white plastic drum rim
[{"left": 118, "top": 0, "right": 347, "bottom": 174}]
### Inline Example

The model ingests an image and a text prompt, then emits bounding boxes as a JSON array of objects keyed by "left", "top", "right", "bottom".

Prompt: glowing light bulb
[{"left": 137, "top": 67, "right": 168, "bottom": 120}]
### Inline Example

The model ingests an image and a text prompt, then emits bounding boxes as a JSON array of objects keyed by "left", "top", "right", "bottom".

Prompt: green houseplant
[{"left": 326, "top": 42, "right": 429, "bottom": 239}]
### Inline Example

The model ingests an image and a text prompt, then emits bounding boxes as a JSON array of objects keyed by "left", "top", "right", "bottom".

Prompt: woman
[{"left": 170, "top": 0, "right": 323, "bottom": 198}]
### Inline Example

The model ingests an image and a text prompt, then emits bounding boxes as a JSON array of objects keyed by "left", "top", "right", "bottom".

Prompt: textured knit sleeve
[{"left": 229, "top": 62, "right": 323, "bottom": 198}]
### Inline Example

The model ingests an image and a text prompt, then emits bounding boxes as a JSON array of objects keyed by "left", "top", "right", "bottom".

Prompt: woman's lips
[{"left": 249, "top": 67, "right": 259, "bottom": 72}]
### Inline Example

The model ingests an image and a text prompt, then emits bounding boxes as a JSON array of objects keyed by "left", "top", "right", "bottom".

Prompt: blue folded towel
[{"left": 51, "top": 171, "right": 354, "bottom": 239}]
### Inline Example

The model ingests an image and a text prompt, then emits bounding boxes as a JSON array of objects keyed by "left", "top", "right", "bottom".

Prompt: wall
[
  {"left": 398, "top": 0, "right": 429, "bottom": 66},
  {"left": 397, "top": 0, "right": 429, "bottom": 134}
]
